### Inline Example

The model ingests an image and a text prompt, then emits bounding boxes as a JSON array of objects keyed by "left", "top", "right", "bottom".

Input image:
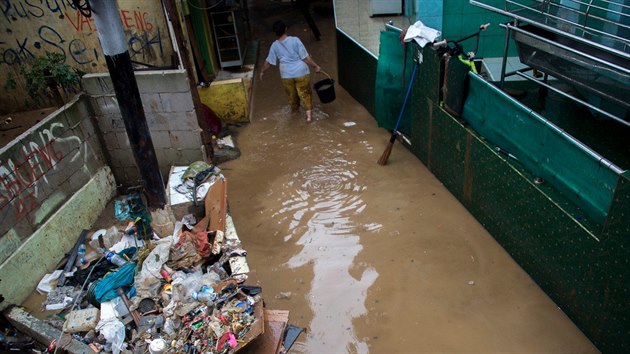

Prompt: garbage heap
[{"left": 37, "top": 171, "right": 262, "bottom": 354}]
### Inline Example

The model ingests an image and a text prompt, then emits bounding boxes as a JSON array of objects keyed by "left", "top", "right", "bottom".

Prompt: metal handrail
[
  {"left": 503, "top": 23, "right": 630, "bottom": 75},
  {"left": 533, "top": 0, "right": 630, "bottom": 45},
  {"left": 482, "top": 74, "right": 625, "bottom": 175},
  {"left": 500, "top": 0, "right": 630, "bottom": 52},
  {"left": 567, "top": 0, "right": 630, "bottom": 16},
  {"left": 515, "top": 71, "right": 630, "bottom": 133},
  {"left": 470, "top": 0, "right": 630, "bottom": 58}
]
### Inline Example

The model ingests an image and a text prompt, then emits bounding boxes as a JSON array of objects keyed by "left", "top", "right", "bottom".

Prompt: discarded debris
[
  {"left": 275, "top": 292, "right": 292, "bottom": 300},
  {"left": 283, "top": 324, "right": 305, "bottom": 352},
  {"left": 25, "top": 167, "right": 266, "bottom": 353}
]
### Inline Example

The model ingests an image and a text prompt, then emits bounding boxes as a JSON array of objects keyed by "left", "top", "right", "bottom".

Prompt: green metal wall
[
  {"left": 440, "top": 0, "right": 517, "bottom": 58},
  {"left": 463, "top": 75, "right": 618, "bottom": 226},
  {"left": 336, "top": 29, "right": 377, "bottom": 117},
  {"left": 402, "top": 45, "right": 630, "bottom": 353},
  {"left": 336, "top": 17, "right": 630, "bottom": 350}
]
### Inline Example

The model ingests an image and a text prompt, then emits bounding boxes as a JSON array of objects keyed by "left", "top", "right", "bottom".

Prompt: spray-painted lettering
[
  {"left": 1, "top": 0, "right": 75, "bottom": 24},
  {"left": 129, "top": 27, "right": 163, "bottom": 61},
  {"left": 1, "top": 7, "right": 165, "bottom": 67},
  {"left": 0, "top": 122, "right": 80, "bottom": 222}
]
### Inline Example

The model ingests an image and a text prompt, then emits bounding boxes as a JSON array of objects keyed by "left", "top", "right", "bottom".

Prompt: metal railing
[{"left": 502, "top": 0, "right": 630, "bottom": 53}]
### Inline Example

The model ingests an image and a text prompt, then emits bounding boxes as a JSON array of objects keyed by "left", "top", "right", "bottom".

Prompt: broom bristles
[{"left": 377, "top": 140, "right": 394, "bottom": 165}]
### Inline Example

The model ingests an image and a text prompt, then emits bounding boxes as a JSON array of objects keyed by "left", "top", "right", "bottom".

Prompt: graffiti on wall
[
  {"left": 0, "top": 0, "right": 174, "bottom": 111},
  {"left": 0, "top": 121, "right": 88, "bottom": 225}
]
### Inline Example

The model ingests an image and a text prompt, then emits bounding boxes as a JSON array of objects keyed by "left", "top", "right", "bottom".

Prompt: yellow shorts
[{"left": 281, "top": 74, "right": 313, "bottom": 111}]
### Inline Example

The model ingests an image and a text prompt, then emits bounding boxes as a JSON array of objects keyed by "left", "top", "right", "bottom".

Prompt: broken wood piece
[
  {"left": 232, "top": 300, "right": 265, "bottom": 352},
  {"left": 117, "top": 288, "right": 141, "bottom": 328},
  {"left": 211, "top": 230, "right": 224, "bottom": 255},
  {"left": 239, "top": 309, "right": 289, "bottom": 354},
  {"left": 58, "top": 229, "right": 88, "bottom": 287},
  {"left": 229, "top": 256, "right": 250, "bottom": 282},
  {"left": 205, "top": 177, "right": 227, "bottom": 233},
  {"left": 191, "top": 177, "right": 228, "bottom": 259},
  {"left": 4, "top": 306, "right": 95, "bottom": 354}
]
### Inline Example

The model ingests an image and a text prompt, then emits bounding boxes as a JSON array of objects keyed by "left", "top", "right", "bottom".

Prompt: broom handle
[{"left": 393, "top": 62, "right": 419, "bottom": 132}]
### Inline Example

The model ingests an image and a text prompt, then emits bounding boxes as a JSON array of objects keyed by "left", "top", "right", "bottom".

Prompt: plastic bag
[
  {"left": 36, "top": 270, "right": 63, "bottom": 294},
  {"left": 134, "top": 237, "right": 172, "bottom": 301},
  {"left": 89, "top": 227, "right": 122, "bottom": 251},
  {"left": 114, "top": 200, "right": 131, "bottom": 221},
  {"left": 171, "top": 269, "right": 202, "bottom": 303},
  {"left": 110, "top": 234, "right": 144, "bottom": 254},
  {"left": 96, "top": 317, "right": 125, "bottom": 354}
]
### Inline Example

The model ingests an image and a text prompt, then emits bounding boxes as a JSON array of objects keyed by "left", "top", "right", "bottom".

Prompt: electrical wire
[{"left": 186, "top": 0, "right": 226, "bottom": 10}]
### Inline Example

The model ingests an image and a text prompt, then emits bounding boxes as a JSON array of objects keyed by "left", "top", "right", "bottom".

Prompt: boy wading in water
[{"left": 260, "top": 20, "right": 321, "bottom": 123}]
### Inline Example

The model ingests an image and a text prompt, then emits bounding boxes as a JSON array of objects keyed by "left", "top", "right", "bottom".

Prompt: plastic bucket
[{"left": 314, "top": 71, "right": 336, "bottom": 103}]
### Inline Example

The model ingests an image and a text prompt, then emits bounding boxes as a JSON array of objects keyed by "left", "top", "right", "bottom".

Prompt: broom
[{"left": 378, "top": 61, "right": 419, "bottom": 165}]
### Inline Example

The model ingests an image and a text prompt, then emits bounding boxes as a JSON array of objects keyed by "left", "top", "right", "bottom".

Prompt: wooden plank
[
  {"left": 233, "top": 300, "right": 265, "bottom": 352},
  {"left": 239, "top": 309, "right": 289, "bottom": 354},
  {"left": 192, "top": 177, "right": 227, "bottom": 234},
  {"left": 205, "top": 177, "right": 227, "bottom": 233},
  {"left": 266, "top": 310, "right": 290, "bottom": 323}
]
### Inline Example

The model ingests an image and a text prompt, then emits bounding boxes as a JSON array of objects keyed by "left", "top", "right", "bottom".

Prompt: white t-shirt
[{"left": 266, "top": 36, "right": 310, "bottom": 79}]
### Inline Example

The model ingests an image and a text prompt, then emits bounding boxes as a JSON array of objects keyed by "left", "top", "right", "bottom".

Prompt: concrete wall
[
  {"left": 0, "top": 0, "right": 174, "bottom": 113},
  {"left": 83, "top": 69, "right": 205, "bottom": 185},
  {"left": 0, "top": 166, "right": 116, "bottom": 310},
  {"left": 0, "top": 94, "right": 116, "bottom": 309},
  {"left": 0, "top": 94, "right": 108, "bottom": 253}
]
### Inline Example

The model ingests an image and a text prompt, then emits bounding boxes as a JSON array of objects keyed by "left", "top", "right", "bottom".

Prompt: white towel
[{"left": 403, "top": 20, "right": 441, "bottom": 47}]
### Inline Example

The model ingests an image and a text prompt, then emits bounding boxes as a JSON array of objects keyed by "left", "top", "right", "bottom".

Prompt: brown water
[{"left": 222, "top": 1, "right": 599, "bottom": 353}]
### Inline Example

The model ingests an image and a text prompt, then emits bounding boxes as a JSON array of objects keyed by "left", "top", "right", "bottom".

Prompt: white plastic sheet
[
  {"left": 36, "top": 270, "right": 63, "bottom": 294},
  {"left": 403, "top": 20, "right": 441, "bottom": 47}
]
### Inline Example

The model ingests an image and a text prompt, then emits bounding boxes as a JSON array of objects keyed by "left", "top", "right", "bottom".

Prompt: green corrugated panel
[
  {"left": 429, "top": 103, "right": 630, "bottom": 353},
  {"left": 336, "top": 30, "right": 377, "bottom": 117},
  {"left": 427, "top": 106, "right": 467, "bottom": 199},
  {"left": 374, "top": 30, "right": 419, "bottom": 131},
  {"left": 604, "top": 171, "right": 630, "bottom": 235},
  {"left": 596, "top": 171, "right": 630, "bottom": 352},
  {"left": 401, "top": 49, "right": 630, "bottom": 353},
  {"left": 462, "top": 74, "right": 618, "bottom": 225},
  {"left": 407, "top": 46, "right": 442, "bottom": 165},
  {"left": 463, "top": 131, "right": 605, "bottom": 345},
  {"left": 414, "top": 46, "right": 441, "bottom": 103}
]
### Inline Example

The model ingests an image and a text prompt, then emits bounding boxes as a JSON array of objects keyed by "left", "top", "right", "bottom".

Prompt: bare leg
[{"left": 294, "top": 74, "right": 313, "bottom": 123}]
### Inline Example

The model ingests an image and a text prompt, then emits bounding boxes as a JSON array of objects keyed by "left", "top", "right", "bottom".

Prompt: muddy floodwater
[{"left": 222, "top": 1, "right": 599, "bottom": 353}]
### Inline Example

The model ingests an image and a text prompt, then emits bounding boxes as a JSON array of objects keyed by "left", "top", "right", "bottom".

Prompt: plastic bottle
[
  {"left": 75, "top": 244, "right": 87, "bottom": 266},
  {"left": 191, "top": 285, "right": 216, "bottom": 303},
  {"left": 105, "top": 251, "right": 128, "bottom": 266}
]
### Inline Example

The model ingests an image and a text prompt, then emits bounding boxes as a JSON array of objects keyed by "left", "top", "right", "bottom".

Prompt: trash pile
[{"left": 35, "top": 165, "right": 263, "bottom": 354}]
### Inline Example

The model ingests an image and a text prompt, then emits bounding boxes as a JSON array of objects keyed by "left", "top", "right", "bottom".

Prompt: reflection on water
[{"left": 269, "top": 125, "right": 380, "bottom": 353}]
